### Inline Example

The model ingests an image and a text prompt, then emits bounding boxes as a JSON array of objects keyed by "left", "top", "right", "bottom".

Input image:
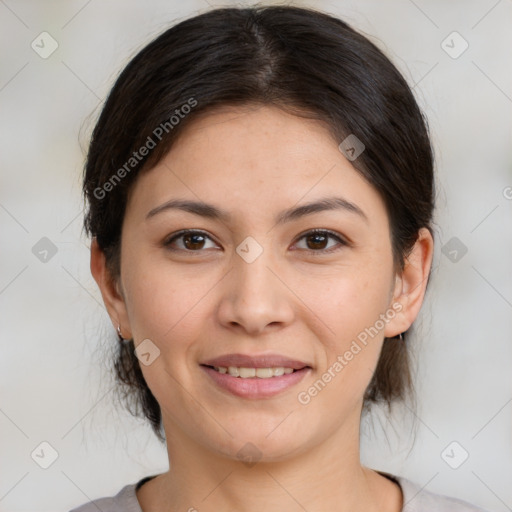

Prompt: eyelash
[{"left": 163, "top": 228, "right": 348, "bottom": 255}]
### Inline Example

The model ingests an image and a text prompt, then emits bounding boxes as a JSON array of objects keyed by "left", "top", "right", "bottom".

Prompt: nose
[{"left": 216, "top": 243, "right": 295, "bottom": 336}]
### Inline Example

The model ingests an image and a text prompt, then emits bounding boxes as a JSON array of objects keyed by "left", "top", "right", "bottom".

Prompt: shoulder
[
  {"left": 393, "top": 474, "right": 492, "bottom": 512},
  {"left": 69, "top": 481, "right": 141, "bottom": 512}
]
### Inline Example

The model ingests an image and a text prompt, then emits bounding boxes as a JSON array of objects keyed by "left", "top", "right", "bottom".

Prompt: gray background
[{"left": 0, "top": 1, "right": 511, "bottom": 511}]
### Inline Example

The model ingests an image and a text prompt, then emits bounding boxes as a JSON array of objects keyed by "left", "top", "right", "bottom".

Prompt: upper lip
[{"left": 201, "top": 353, "right": 312, "bottom": 370}]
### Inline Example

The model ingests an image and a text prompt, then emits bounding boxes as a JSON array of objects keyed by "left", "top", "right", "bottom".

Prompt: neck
[{"left": 138, "top": 410, "right": 402, "bottom": 512}]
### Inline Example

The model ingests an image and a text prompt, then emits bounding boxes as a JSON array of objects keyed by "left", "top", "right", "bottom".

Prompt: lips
[
  {"left": 201, "top": 365, "right": 310, "bottom": 399},
  {"left": 201, "top": 353, "right": 311, "bottom": 370},
  {"left": 199, "top": 353, "right": 312, "bottom": 399}
]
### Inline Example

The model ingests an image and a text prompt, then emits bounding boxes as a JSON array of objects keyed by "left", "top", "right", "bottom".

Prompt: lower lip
[{"left": 201, "top": 366, "right": 311, "bottom": 399}]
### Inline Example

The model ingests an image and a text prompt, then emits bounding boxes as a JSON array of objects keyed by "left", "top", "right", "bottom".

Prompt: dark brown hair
[{"left": 82, "top": 5, "right": 434, "bottom": 441}]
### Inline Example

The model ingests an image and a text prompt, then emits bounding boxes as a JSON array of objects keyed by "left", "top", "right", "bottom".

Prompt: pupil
[
  {"left": 185, "top": 233, "right": 205, "bottom": 250},
  {"left": 308, "top": 233, "right": 327, "bottom": 250}
]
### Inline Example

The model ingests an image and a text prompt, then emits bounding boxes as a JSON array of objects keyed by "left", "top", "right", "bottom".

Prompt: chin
[{"left": 209, "top": 426, "right": 313, "bottom": 465}]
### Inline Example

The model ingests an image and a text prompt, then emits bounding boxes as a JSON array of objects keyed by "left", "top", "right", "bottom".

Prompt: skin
[{"left": 91, "top": 104, "right": 433, "bottom": 512}]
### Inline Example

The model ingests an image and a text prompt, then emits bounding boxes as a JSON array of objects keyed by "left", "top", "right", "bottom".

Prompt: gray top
[{"left": 69, "top": 472, "right": 492, "bottom": 512}]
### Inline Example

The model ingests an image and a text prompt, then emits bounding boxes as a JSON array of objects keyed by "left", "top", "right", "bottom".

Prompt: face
[{"left": 95, "top": 105, "right": 426, "bottom": 462}]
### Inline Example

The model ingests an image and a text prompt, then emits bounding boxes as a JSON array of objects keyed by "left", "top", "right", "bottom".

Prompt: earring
[
  {"left": 398, "top": 332, "right": 403, "bottom": 341},
  {"left": 117, "top": 324, "right": 124, "bottom": 342}
]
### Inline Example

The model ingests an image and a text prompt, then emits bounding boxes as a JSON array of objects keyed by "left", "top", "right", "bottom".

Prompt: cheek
[
  {"left": 295, "top": 275, "right": 389, "bottom": 419},
  {"left": 121, "top": 253, "right": 217, "bottom": 348},
  {"left": 295, "top": 255, "right": 393, "bottom": 398},
  {"left": 296, "top": 260, "right": 393, "bottom": 348}
]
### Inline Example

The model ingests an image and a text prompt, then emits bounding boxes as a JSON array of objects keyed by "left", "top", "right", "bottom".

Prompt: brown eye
[
  {"left": 183, "top": 233, "right": 206, "bottom": 250},
  {"left": 306, "top": 232, "right": 329, "bottom": 250},
  {"left": 164, "top": 230, "right": 218, "bottom": 252},
  {"left": 294, "top": 229, "right": 347, "bottom": 254}
]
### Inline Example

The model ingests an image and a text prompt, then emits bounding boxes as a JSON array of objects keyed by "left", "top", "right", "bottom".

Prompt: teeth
[
  {"left": 255, "top": 368, "right": 273, "bottom": 378},
  {"left": 239, "top": 367, "right": 256, "bottom": 378},
  {"left": 215, "top": 366, "right": 298, "bottom": 378}
]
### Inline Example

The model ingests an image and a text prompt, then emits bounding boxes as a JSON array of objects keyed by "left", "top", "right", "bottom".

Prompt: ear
[
  {"left": 384, "top": 227, "right": 434, "bottom": 338},
  {"left": 90, "top": 238, "right": 133, "bottom": 339}
]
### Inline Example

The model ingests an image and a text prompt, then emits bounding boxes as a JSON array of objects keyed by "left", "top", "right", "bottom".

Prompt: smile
[
  {"left": 212, "top": 366, "right": 296, "bottom": 378},
  {"left": 200, "top": 364, "right": 311, "bottom": 399}
]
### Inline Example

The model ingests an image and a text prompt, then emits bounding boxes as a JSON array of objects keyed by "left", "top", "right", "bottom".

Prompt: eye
[
  {"left": 293, "top": 229, "right": 348, "bottom": 254},
  {"left": 164, "top": 230, "right": 219, "bottom": 252},
  {"left": 163, "top": 228, "right": 348, "bottom": 254}
]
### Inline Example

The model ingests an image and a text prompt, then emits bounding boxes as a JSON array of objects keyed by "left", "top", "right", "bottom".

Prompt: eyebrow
[{"left": 145, "top": 196, "right": 368, "bottom": 225}]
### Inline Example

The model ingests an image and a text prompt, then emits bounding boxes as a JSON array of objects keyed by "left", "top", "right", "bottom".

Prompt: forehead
[
  {"left": 126, "top": 105, "right": 388, "bottom": 227},
  {"left": 170, "top": 104, "right": 341, "bottom": 179}
]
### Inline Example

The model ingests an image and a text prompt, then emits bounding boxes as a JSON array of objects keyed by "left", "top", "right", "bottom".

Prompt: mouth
[
  {"left": 200, "top": 353, "right": 312, "bottom": 399},
  {"left": 202, "top": 365, "right": 301, "bottom": 378}
]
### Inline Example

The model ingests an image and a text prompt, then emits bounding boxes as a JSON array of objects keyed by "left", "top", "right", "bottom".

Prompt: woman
[{"left": 71, "top": 5, "right": 491, "bottom": 511}]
